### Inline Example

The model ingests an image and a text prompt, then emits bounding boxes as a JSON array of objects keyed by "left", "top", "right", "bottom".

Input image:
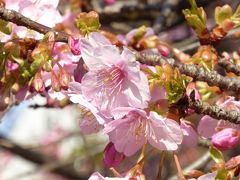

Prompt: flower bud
[
  {"left": 32, "top": 72, "right": 45, "bottom": 92},
  {"left": 68, "top": 37, "right": 81, "bottom": 56},
  {"left": 103, "top": 142, "right": 125, "bottom": 168},
  {"left": 51, "top": 71, "right": 61, "bottom": 92},
  {"left": 59, "top": 68, "right": 71, "bottom": 89},
  {"left": 212, "top": 128, "right": 240, "bottom": 151},
  {"left": 157, "top": 44, "right": 170, "bottom": 57}
]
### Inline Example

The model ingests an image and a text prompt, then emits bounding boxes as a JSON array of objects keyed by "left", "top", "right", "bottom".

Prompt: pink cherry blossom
[
  {"left": 104, "top": 108, "right": 183, "bottom": 156},
  {"left": 80, "top": 32, "right": 150, "bottom": 112},
  {"left": 211, "top": 128, "right": 240, "bottom": 151}
]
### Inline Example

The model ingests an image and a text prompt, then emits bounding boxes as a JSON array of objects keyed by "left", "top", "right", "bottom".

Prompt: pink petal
[
  {"left": 104, "top": 116, "right": 146, "bottom": 156},
  {"left": 180, "top": 120, "right": 198, "bottom": 148},
  {"left": 198, "top": 115, "right": 218, "bottom": 138},
  {"left": 148, "top": 112, "right": 183, "bottom": 151}
]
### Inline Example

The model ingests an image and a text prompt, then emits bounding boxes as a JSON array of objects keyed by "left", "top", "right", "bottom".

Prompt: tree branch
[
  {"left": 218, "top": 58, "right": 240, "bottom": 76},
  {"left": 0, "top": 136, "right": 87, "bottom": 179},
  {"left": 136, "top": 52, "right": 240, "bottom": 94},
  {"left": 0, "top": 7, "right": 69, "bottom": 42},
  {"left": 188, "top": 94, "right": 240, "bottom": 124}
]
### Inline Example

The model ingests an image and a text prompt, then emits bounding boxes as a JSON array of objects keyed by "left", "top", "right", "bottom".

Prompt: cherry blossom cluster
[{"left": 0, "top": 0, "right": 240, "bottom": 179}]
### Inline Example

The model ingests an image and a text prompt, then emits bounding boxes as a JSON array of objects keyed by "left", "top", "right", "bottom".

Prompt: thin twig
[
  {"left": 184, "top": 152, "right": 211, "bottom": 172},
  {"left": 169, "top": 151, "right": 211, "bottom": 180},
  {"left": 173, "top": 153, "right": 186, "bottom": 180}
]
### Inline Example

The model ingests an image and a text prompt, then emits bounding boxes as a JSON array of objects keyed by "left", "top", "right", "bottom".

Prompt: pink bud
[
  {"left": 104, "top": 0, "right": 115, "bottom": 5},
  {"left": 68, "top": 37, "right": 81, "bottom": 56},
  {"left": 212, "top": 128, "right": 240, "bottom": 151},
  {"left": 59, "top": 69, "right": 71, "bottom": 89},
  {"left": 157, "top": 45, "right": 170, "bottom": 57},
  {"left": 103, "top": 142, "right": 125, "bottom": 168},
  {"left": 51, "top": 71, "right": 61, "bottom": 92}
]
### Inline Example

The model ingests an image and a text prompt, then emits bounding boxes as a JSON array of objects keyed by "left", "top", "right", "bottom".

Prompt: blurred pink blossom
[
  {"left": 104, "top": 0, "right": 116, "bottom": 5},
  {"left": 4, "top": 0, "right": 62, "bottom": 39},
  {"left": 117, "top": 27, "right": 154, "bottom": 46}
]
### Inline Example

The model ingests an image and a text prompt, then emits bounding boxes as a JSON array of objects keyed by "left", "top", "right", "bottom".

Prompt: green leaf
[
  {"left": 183, "top": 0, "right": 208, "bottom": 38},
  {"left": 210, "top": 146, "right": 224, "bottom": 164},
  {"left": 215, "top": 5, "right": 233, "bottom": 25},
  {"left": 164, "top": 72, "right": 187, "bottom": 104},
  {"left": 188, "top": 0, "right": 206, "bottom": 24},
  {"left": 75, "top": 11, "right": 101, "bottom": 35}
]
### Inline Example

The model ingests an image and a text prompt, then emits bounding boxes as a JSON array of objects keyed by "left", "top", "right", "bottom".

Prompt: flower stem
[{"left": 173, "top": 153, "right": 186, "bottom": 180}]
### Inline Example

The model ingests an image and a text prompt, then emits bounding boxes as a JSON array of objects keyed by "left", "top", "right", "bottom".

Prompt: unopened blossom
[
  {"left": 104, "top": 108, "right": 183, "bottom": 156},
  {"left": 212, "top": 128, "right": 240, "bottom": 151},
  {"left": 80, "top": 32, "right": 150, "bottom": 112},
  {"left": 103, "top": 142, "right": 125, "bottom": 168}
]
